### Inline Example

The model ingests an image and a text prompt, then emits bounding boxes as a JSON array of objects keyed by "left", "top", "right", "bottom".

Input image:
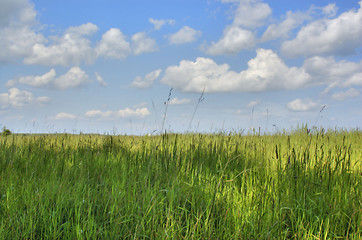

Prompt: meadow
[{"left": 0, "top": 128, "right": 361, "bottom": 239}]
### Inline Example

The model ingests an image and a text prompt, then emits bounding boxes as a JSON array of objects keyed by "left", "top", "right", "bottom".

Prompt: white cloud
[
  {"left": 131, "top": 69, "right": 162, "bottom": 89},
  {"left": 204, "top": 0, "right": 270, "bottom": 55},
  {"left": 0, "top": 2, "right": 134, "bottom": 66},
  {"left": 95, "top": 72, "right": 107, "bottom": 87},
  {"left": 0, "top": 2, "right": 169, "bottom": 65},
  {"left": 247, "top": 99, "right": 261, "bottom": 108},
  {"left": 262, "top": 3, "right": 340, "bottom": 42},
  {"left": 345, "top": 73, "right": 362, "bottom": 88},
  {"left": 132, "top": 102, "right": 148, "bottom": 108},
  {"left": 7, "top": 67, "right": 91, "bottom": 90},
  {"left": 287, "top": 98, "right": 319, "bottom": 112},
  {"left": 169, "top": 26, "right": 201, "bottom": 44},
  {"left": 0, "top": 0, "right": 36, "bottom": 27},
  {"left": 47, "top": 67, "right": 90, "bottom": 90},
  {"left": 149, "top": 18, "right": 175, "bottom": 30},
  {"left": 205, "top": 26, "right": 255, "bottom": 55},
  {"left": 169, "top": 98, "right": 191, "bottom": 105},
  {"left": 84, "top": 110, "right": 106, "bottom": 118},
  {"left": 0, "top": 26, "right": 46, "bottom": 64},
  {"left": 54, "top": 107, "right": 151, "bottom": 121},
  {"left": 161, "top": 48, "right": 310, "bottom": 93},
  {"left": 0, "top": 0, "right": 46, "bottom": 64},
  {"left": 281, "top": 1, "right": 362, "bottom": 57},
  {"left": 0, "top": 88, "right": 49, "bottom": 109},
  {"left": 322, "top": 3, "right": 338, "bottom": 18},
  {"left": 37, "top": 96, "right": 51, "bottom": 104},
  {"left": 117, "top": 107, "right": 151, "bottom": 118},
  {"left": 6, "top": 68, "right": 56, "bottom": 88},
  {"left": 85, "top": 107, "right": 151, "bottom": 119},
  {"left": 96, "top": 28, "right": 131, "bottom": 59},
  {"left": 24, "top": 23, "right": 98, "bottom": 66},
  {"left": 131, "top": 32, "right": 158, "bottom": 55},
  {"left": 54, "top": 112, "right": 78, "bottom": 120},
  {"left": 302, "top": 56, "right": 362, "bottom": 92},
  {"left": 262, "top": 11, "right": 310, "bottom": 41},
  {"left": 230, "top": 0, "right": 272, "bottom": 28},
  {"left": 332, "top": 88, "right": 360, "bottom": 100},
  {"left": 66, "top": 23, "right": 98, "bottom": 36}
]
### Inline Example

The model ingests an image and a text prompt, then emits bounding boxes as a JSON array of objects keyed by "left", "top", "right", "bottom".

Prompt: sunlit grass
[{"left": 0, "top": 128, "right": 361, "bottom": 239}]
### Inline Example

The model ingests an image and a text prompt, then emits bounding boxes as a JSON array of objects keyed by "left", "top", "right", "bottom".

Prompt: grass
[{"left": 0, "top": 128, "right": 361, "bottom": 239}]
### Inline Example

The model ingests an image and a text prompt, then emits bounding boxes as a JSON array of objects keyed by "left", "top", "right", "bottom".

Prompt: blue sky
[{"left": 0, "top": 0, "right": 361, "bottom": 134}]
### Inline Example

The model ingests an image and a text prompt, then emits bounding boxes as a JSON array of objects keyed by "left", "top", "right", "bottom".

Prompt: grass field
[{"left": 0, "top": 128, "right": 361, "bottom": 239}]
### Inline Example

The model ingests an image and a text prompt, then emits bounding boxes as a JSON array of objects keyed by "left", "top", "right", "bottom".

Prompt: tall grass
[{"left": 0, "top": 128, "right": 361, "bottom": 239}]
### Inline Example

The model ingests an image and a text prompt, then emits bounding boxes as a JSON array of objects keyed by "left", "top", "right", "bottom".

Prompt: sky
[{"left": 0, "top": 0, "right": 361, "bottom": 135}]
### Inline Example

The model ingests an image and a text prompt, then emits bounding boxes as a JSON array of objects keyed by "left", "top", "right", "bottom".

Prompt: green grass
[{"left": 0, "top": 128, "right": 361, "bottom": 239}]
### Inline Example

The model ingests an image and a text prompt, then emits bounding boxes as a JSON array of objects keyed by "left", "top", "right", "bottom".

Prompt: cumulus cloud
[
  {"left": 95, "top": 72, "right": 107, "bottom": 87},
  {"left": 247, "top": 99, "right": 261, "bottom": 108},
  {"left": 53, "top": 107, "right": 151, "bottom": 121},
  {"left": 0, "top": 26, "right": 45, "bottom": 64},
  {"left": 0, "top": 0, "right": 46, "bottom": 64},
  {"left": 262, "top": 3, "right": 340, "bottom": 42},
  {"left": 169, "top": 98, "right": 191, "bottom": 105},
  {"left": 0, "top": 88, "right": 49, "bottom": 109},
  {"left": 204, "top": 0, "right": 271, "bottom": 55},
  {"left": 161, "top": 48, "right": 310, "bottom": 93},
  {"left": 302, "top": 56, "right": 362, "bottom": 93},
  {"left": 322, "top": 3, "right": 338, "bottom": 18},
  {"left": 287, "top": 98, "right": 320, "bottom": 112},
  {"left": 132, "top": 69, "right": 162, "bottom": 89},
  {"left": 47, "top": 67, "right": 90, "bottom": 90},
  {"left": 281, "top": 1, "right": 362, "bottom": 57},
  {"left": 204, "top": 26, "right": 255, "bottom": 55},
  {"left": 332, "top": 88, "right": 360, "bottom": 101},
  {"left": 0, "top": 0, "right": 36, "bottom": 27},
  {"left": 96, "top": 28, "right": 131, "bottom": 59},
  {"left": 168, "top": 26, "right": 201, "bottom": 44},
  {"left": 131, "top": 32, "right": 158, "bottom": 55},
  {"left": 7, "top": 67, "right": 91, "bottom": 90},
  {"left": 23, "top": 23, "right": 98, "bottom": 66},
  {"left": 0, "top": 1, "right": 159, "bottom": 65},
  {"left": 37, "top": 96, "right": 51, "bottom": 103},
  {"left": 85, "top": 107, "right": 151, "bottom": 119},
  {"left": 6, "top": 68, "right": 56, "bottom": 88},
  {"left": 262, "top": 11, "right": 311, "bottom": 41},
  {"left": 149, "top": 18, "right": 175, "bottom": 30},
  {"left": 229, "top": 0, "right": 272, "bottom": 28},
  {"left": 54, "top": 112, "right": 78, "bottom": 120}
]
